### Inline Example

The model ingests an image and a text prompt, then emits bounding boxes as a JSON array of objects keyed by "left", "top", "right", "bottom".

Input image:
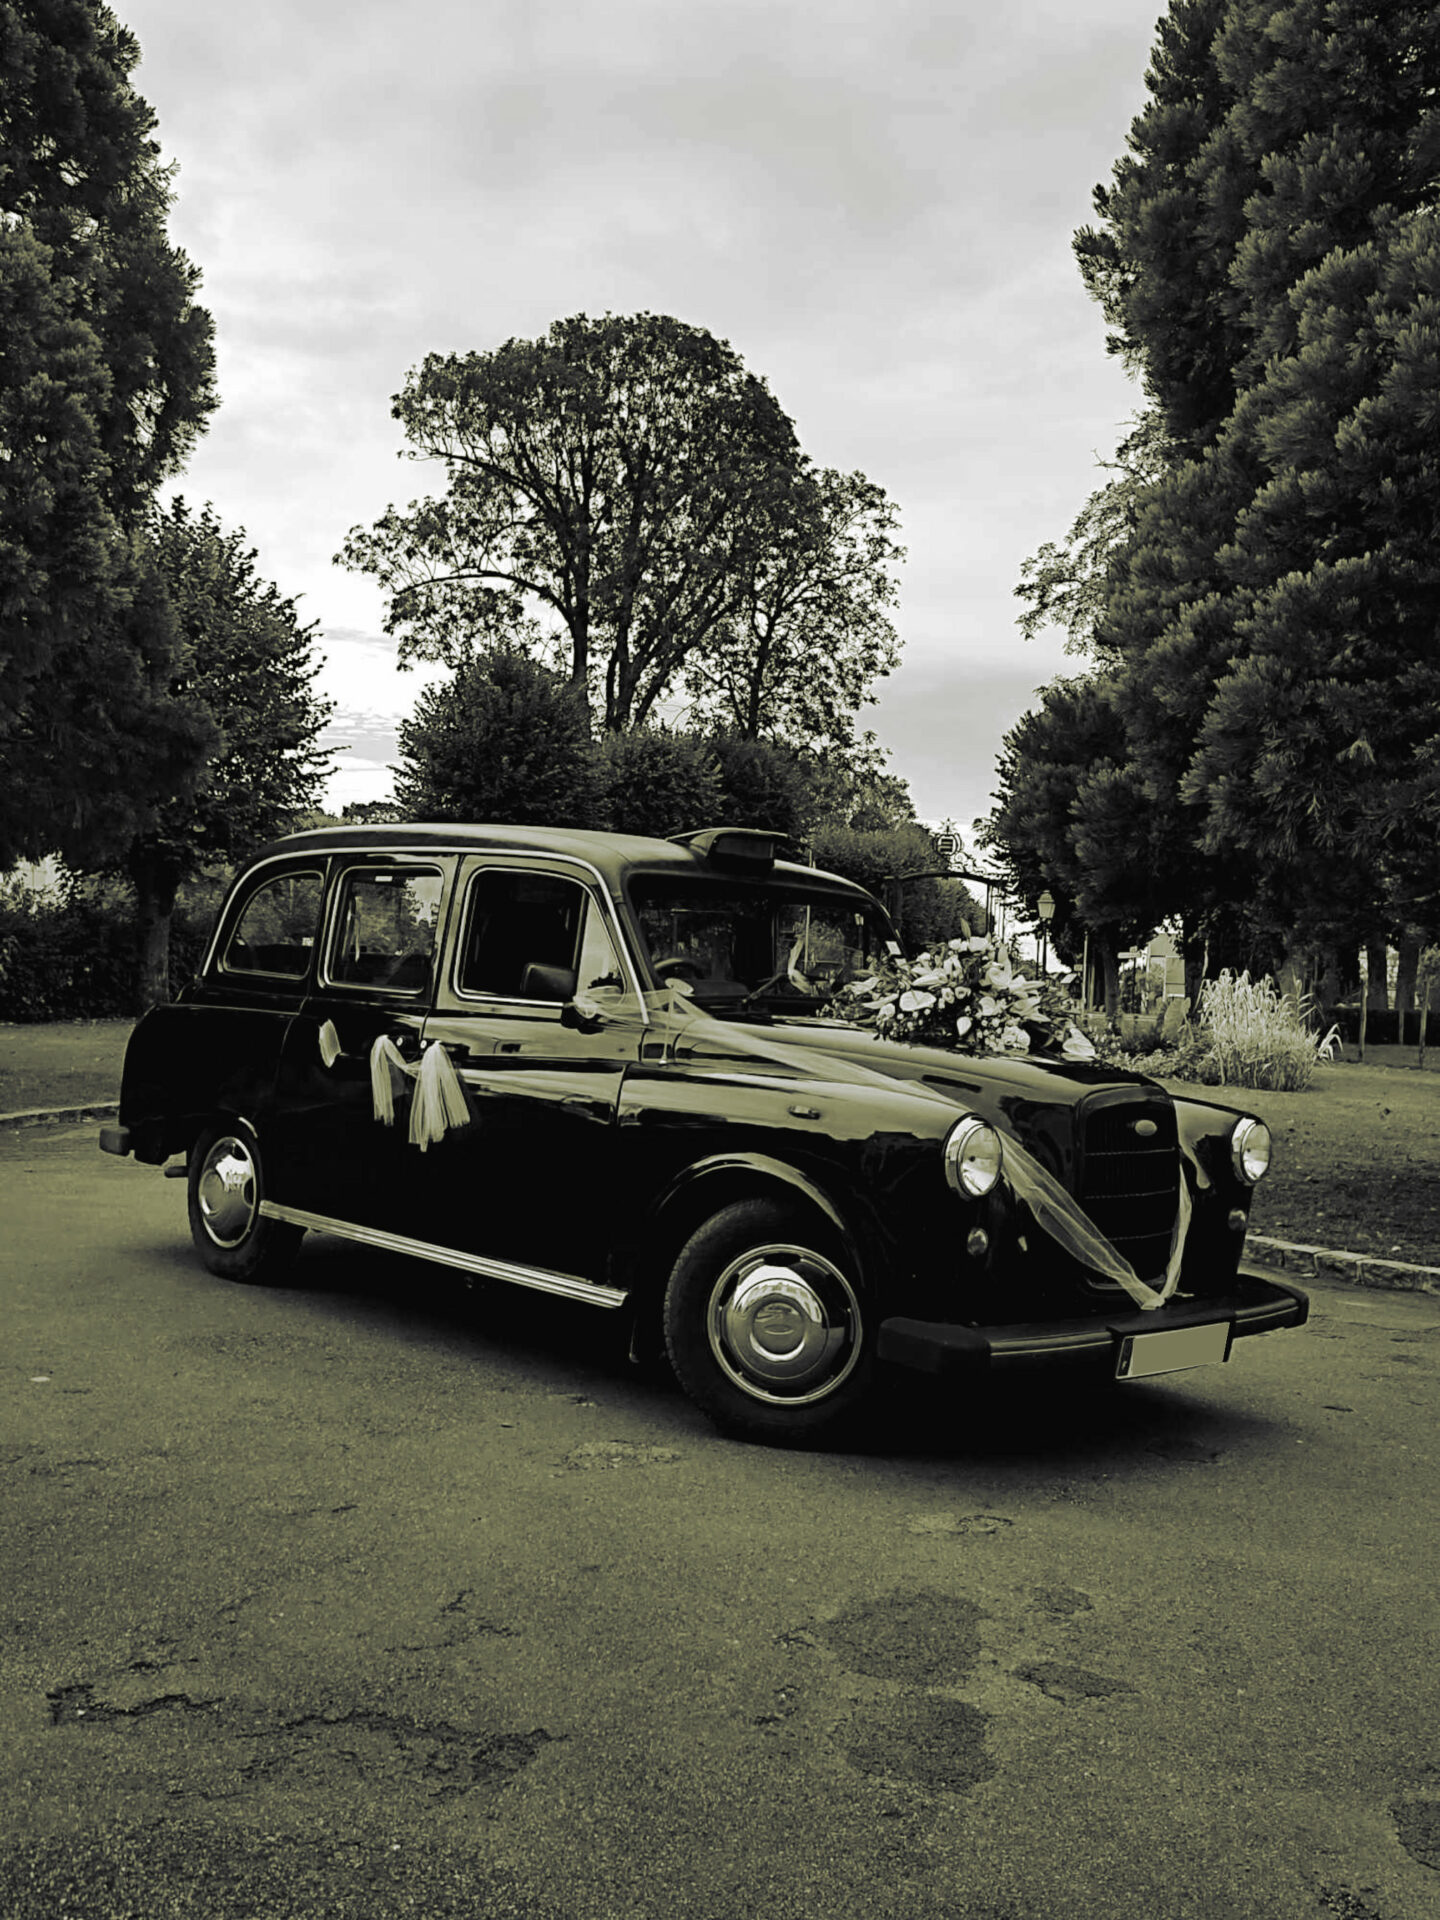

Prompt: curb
[
  {"left": 1247, "top": 1234, "right": 1440, "bottom": 1299},
  {"left": 2, "top": 1103, "right": 1436, "bottom": 1301},
  {"left": 0, "top": 1101, "right": 119, "bottom": 1131}
]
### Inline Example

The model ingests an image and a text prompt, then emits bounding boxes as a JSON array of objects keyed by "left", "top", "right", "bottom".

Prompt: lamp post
[{"left": 1037, "top": 889, "right": 1056, "bottom": 974}]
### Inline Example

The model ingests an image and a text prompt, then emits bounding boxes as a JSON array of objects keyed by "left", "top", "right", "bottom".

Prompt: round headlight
[
  {"left": 1231, "top": 1117, "right": 1271, "bottom": 1186},
  {"left": 944, "top": 1116, "right": 1003, "bottom": 1198}
]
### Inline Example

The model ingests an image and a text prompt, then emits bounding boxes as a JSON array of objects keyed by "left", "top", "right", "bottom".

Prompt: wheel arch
[{"left": 623, "top": 1153, "right": 875, "bottom": 1339}]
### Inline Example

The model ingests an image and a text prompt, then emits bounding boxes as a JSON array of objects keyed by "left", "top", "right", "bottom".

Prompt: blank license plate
[{"left": 1115, "top": 1320, "right": 1231, "bottom": 1380}]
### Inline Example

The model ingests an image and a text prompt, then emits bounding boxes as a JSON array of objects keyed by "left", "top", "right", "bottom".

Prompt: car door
[
  {"left": 267, "top": 853, "right": 455, "bottom": 1231},
  {"left": 415, "top": 856, "right": 649, "bottom": 1284}
]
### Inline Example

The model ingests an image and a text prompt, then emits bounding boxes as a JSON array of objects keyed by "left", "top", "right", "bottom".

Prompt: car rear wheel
[
  {"left": 187, "top": 1122, "right": 303, "bottom": 1285},
  {"left": 663, "top": 1198, "right": 872, "bottom": 1444}
]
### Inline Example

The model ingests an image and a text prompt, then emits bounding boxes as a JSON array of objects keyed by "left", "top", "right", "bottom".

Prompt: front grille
[{"left": 1076, "top": 1096, "right": 1180, "bottom": 1283}]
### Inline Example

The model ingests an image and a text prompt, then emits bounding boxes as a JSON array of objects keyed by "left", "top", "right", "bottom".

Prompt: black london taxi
[{"left": 100, "top": 823, "right": 1307, "bottom": 1443}]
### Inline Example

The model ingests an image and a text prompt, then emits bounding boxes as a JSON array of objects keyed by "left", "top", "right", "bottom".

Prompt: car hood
[{"left": 656, "top": 997, "right": 1164, "bottom": 1130}]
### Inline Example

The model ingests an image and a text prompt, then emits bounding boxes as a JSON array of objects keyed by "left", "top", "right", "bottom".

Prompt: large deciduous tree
[
  {"left": 121, "top": 501, "right": 333, "bottom": 1006},
  {"left": 1001, "top": 0, "right": 1440, "bottom": 992},
  {"left": 0, "top": 0, "right": 217, "bottom": 868},
  {"left": 340, "top": 314, "right": 903, "bottom": 748},
  {"left": 679, "top": 465, "right": 903, "bottom": 754},
  {"left": 339, "top": 313, "right": 805, "bottom": 732},
  {"left": 393, "top": 652, "right": 600, "bottom": 827}
]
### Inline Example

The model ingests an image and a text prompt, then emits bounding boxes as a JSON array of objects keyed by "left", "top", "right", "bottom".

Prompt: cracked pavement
[{"left": 2, "top": 1121, "right": 1438, "bottom": 1919}]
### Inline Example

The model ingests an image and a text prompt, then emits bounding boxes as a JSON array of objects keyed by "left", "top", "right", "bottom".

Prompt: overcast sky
[{"left": 121, "top": 0, "right": 1161, "bottom": 840}]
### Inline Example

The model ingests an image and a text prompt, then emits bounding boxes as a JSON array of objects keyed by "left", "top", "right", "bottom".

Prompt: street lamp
[{"left": 1037, "top": 889, "right": 1056, "bottom": 974}]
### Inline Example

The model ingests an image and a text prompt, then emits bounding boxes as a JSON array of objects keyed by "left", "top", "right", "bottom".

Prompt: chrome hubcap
[
  {"left": 197, "top": 1135, "right": 258, "bottom": 1248},
  {"left": 707, "top": 1244, "right": 861, "bottom": 1405}
]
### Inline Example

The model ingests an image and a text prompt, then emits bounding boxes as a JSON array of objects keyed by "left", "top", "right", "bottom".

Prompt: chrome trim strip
[{"left": 258, "top": 1202, "right": 628, "bottom": 1308}]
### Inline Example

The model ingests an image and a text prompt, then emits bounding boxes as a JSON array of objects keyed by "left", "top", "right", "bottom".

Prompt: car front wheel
[
  {"left": 187, "top": 1122, "right": 303, "bottom": 1285},
  {"left": 663, "top": 1198, "right": 872, "bottom": 1444}
]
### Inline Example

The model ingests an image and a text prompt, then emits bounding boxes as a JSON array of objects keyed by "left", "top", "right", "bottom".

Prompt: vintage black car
[{"left": 100, "top": 823, "right": 1306, "bottom": 1442}]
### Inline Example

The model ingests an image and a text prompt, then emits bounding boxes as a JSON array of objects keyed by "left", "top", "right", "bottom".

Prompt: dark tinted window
[
  {"left": 458, "top": 869, "right": 627, "bottom": 1002},
  {"left": 222, "top": 870, "right": 324, "bottom": 978}
]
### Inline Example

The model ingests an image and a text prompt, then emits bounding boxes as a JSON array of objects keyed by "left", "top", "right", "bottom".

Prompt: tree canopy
[
  {"left": 123, "top": 501, "right": 333, "bottom": 1005},
  {"left": 0, "top": 0, "right": 217, "bottom": 869},
  {"left": 993, "top": 0, "right": 1440, "bottom": 986},
  {"left": 339, "top": 313, "right": 903, "bottom": 741}
]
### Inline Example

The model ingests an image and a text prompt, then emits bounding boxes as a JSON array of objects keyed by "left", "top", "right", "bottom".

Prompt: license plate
[{"left": 1115, "top": 1320, "right": 1231, "bottom": 1380}]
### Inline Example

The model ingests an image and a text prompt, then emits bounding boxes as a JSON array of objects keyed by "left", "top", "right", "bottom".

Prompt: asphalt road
[{"left": 2, "top": 1122, "right": 1438, "bottom": 1920}]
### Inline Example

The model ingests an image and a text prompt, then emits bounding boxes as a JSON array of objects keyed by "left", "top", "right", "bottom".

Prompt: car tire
[
  {"left": 187, "top": 1121, "right": 304, "bottom": 1285},
  {"left": 663, "top": 1198, "right": 872, "bottom": 1444}
]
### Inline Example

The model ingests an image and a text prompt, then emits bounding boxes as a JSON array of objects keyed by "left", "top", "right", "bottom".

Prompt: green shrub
[
  {"left": 1085, "top": 974, "right": 1337, "bottom": 1090},
  {"left": 596, "top": 729, "right": 725, "bottom": 839},
  {"left": 0, "top": 869, "right": 229, "bottom": 1019},
  {"left": 0, "top": 875, "right": 135, "bottom": 1020}
]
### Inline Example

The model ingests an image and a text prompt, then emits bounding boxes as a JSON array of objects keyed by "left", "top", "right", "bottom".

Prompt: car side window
[
  {"left": 328, "top": 867, "right": 444, "bottom": 992},
  {"left": 458, "top": 869, "right": 629, "bottom": 1004},
  {"left": 222, "top": 869, "right": 324, "bottom": 978}
]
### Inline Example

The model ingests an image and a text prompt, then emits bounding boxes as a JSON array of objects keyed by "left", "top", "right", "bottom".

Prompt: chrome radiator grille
[{"left": 1076, "top": 1098, "right": 1181, "bottom": 1282}]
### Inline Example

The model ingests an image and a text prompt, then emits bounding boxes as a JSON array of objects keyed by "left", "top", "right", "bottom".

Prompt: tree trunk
[
  {"left": 1365, "top": 939, "right": 1389, "bottom": 1010},
  {"left": 1180, "top": 919, "right": 1207, "bottom": 1010},
  {"left": 1394, "top": 933, "right": 1421, "bottom": 1031},
  {"left": 1096, "top": 933, "right": 1121, "bottom": 1020},
  {"left": 130, "top": 854, "right": 180, "bottom": 1013}
]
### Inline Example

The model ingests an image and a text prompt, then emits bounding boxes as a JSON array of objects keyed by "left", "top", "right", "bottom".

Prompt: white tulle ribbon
[
  {"left": 647, "top": 992, "right": 1193, "bottom": 1305},
  {"left": 318, "top": 1019, "right": 342, "bottom": 1068},
  {"left": 998, "top": 1134, "right": 1191, "bottom": 1310},
  {"left": 369, "top": 1035, "right": 470, "bottom": 1151}
]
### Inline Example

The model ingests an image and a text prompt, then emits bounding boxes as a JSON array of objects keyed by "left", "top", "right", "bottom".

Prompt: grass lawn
[{"left": 4, "top": 1021, "right": 1437, "bottom": 1268}]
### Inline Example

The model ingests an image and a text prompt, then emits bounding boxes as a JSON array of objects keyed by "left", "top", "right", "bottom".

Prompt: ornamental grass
[{"left": 1197, "top": 970, "right": 1339, "bottom": 1092}]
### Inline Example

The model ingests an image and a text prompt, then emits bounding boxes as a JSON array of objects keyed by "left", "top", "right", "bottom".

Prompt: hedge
[{"left": 0, "top": 878, "right": 217, "bottom": 1022}]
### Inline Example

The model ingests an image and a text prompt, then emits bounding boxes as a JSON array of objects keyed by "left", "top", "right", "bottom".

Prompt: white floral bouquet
[{"left": 830, "top": 934, "right": 1096, "bottom": 1061}]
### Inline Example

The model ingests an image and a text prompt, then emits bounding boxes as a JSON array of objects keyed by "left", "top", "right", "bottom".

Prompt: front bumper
[{"left": 877, "top": 1272, "right": 1309, "bottom": 1379}]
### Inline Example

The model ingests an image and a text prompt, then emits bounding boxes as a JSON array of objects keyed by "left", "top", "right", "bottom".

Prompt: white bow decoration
[{"left": 368, "top": 1035, "right": 470, "bottom": 1151}]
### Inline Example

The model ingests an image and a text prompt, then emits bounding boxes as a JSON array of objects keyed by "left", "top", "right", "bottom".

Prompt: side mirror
[{"left": 560, "top": 994, "right": 607, "bottom": 1034}]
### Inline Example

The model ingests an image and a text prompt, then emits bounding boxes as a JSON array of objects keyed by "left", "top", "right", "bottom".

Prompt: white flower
[
  {"left": 899, "top": 989, "right": 936, "bottom": 1013},
  {"left": 1000, "top": 1023, "right": 1031, "bottom": 1052},
  {"left": 978, "top": 995, "right": 1000, "bottom": 1019},
  {"left": 955, "top": 1015, "right": 973, "bottom": 1037},
  {"left": 1061, "top": 1024, "right": 1097, "bottom": 1060}
]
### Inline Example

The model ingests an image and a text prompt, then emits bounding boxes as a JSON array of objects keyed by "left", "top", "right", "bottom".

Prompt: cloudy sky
[{"left": 122, "top": 0, "right": 1161, "bottom": 841}]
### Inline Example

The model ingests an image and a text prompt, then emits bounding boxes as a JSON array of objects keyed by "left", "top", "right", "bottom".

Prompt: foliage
[
  {"left": 338, "top": 312, "right": 807, "bottom": 730},
  {"left": 394, "top": 651, "right": 600, "bottom": 826},
  {"left": 807, "top": 822, "right": 984, "bottom": 952},
  {"left": 1013, "top": 412, "right": 1176, "bottom": 657},
  {"left": 828, "top": 935, "right": 1092, "bottom": 1060},
  {"left": 0, "top": 869, "right": 214, "bottom": 1022},
  {"left": 1084, "top": 970, "right": 1341, "bottom": 1091},
  {"left": 680, "top": 465, "right": 904, "bottom": 753},
  {"left": 0, "top": 0, "right": 217, "bottom": 870},
  {"left": 704, "top": 734, "right": 818, "bottom": 843},
  {"left": 1006, "top": 0, "right": 1440, "bottom": 992},
  {"left": 594, "top": 729, "right": 725, "bottom": 840},
  {"left": 1193, "top": 970, "right": 1339, "bottom": 1092},
  {"left": 115, "top": 500, "right": 333, "bottom": 1006}
]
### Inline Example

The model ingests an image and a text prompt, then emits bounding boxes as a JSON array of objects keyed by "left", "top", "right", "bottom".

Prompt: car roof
[{"left": 251, "top": 822, "right": 873, "bottom": 899}]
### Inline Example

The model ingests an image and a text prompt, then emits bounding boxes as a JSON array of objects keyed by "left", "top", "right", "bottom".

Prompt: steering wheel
[{"left": 653, "top": 955, "right": 708, "bottom": 982}]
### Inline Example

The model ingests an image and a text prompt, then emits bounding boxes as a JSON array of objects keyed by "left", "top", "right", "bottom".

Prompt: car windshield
[{"left": 628, "top": 874, "right": 897, "bottom": 1012}]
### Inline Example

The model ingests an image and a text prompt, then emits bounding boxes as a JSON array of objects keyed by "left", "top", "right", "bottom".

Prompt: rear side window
[
  {"left": 222, "top": 869, "right": 324, "bottom": 978},
  {"left": 327, "top": 867, "right": 444, "bottom": 993}
]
